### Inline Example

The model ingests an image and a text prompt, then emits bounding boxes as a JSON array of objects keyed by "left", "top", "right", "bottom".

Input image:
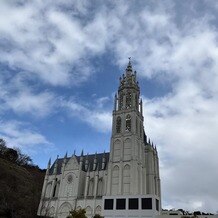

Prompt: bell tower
[
  {"left": 106, "top": 59, "right": 147, "bottom": 196},
  {"left": 103, "top": 59, "right": 161, "bottom": 218}
]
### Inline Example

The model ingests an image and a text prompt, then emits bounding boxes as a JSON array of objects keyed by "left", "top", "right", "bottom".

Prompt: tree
[
  {"left": 4, "top": 148, "right": 18, "bottom": 162},
  {"left": 14, "top": 147, "right": 32, "bottom": 166},
  {"left": 67, "top": 208, "right": 87, "bottom": 218},
  {"left": 0, "top": 138, "right": 7, "bottom": 156},
  {"left": 194, "top": 211, "right": 201, "bottom": 216},
  {"left": 178, "top": 209, "right": 185, "bottom": 215},
  {"left": 0, "top": 139, "right": 32, "bottom": 166}
]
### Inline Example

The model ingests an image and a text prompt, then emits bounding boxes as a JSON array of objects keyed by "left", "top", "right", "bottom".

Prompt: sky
[{"left": 0, "top": 0, "right": 218, "bottom": 214}]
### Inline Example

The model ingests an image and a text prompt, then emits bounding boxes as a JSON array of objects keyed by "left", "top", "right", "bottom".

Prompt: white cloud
[
  {"left": 100, "top": 2, "right": 218, "bottom": 212},
  {"left": 0, "top": 120, "right": 51, "bottom": 153},
  {"left": 0, "top": 72, "right": 56, "bottom": 117},
  {"left": 60, "top": 97, "right": 112, "bottom": 133},
  {"left": 95, "top": 97, "right": 110, "bottom": 108},
  {"left": 0, "top": 0, "right": 218, "bottom": 213},
  {"left": 6, "top": 90, "right": 55, "bottom": 116},
  {"left": 0, "top": 0, "right": 107, "bottom": 86},
  {"left": 142, "top": 76, "right": 218, "bottom": 212}
]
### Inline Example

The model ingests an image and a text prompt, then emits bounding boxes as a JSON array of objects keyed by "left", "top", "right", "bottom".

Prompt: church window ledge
[{"left": 124, "top": 132, "right": 132, "bottom": 136}]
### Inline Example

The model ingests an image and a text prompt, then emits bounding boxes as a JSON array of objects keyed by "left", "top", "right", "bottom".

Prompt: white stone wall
[{"left": 102, "top": 194, "right": 161, "bottom": 218}]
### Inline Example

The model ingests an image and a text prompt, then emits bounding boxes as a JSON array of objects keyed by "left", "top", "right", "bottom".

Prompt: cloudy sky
[{"left": 0, "top": 0, "right": 218, "bottom": 213}]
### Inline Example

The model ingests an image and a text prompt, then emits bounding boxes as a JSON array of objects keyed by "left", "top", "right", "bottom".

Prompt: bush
[
  {"left": 67, "top": 208, "right": 87, "bottom": 218},
  {"left": 93, "top": 215, "right": 104, "bottom": 218}
]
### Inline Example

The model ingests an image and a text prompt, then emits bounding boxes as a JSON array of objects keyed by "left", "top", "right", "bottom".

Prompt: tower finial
[
  {"left": 46, "top": 157, "right": 51, "bottom": 175},
  {"left": 126, "top": 57, "right": 133, "bottom": 76},
  {"left": 47, "top": 158, "right": 51, "bottom": 168}
]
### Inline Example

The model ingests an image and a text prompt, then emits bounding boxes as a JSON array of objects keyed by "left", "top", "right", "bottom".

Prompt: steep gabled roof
[{"left": 49, "top": 152, "right": 110, "bottom": 175}]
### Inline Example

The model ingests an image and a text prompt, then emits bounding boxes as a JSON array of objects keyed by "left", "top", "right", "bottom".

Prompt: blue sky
[{"left": 0, "top": 0, "right": 218, "bottom": 213}]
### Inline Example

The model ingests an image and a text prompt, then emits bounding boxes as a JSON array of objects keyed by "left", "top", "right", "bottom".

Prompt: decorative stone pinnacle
[{"left": 48, "top": 158, "right": 51, "bottom": 167}]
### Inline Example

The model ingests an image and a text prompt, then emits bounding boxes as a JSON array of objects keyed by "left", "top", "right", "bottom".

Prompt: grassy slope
[{"left": 0, "top": 158, "right": 45, "bottom": 218}]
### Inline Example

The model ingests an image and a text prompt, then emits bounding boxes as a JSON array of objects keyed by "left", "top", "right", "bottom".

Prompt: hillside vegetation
[{"left": 0, "top": 139, "right": 45, "bottom": 218}]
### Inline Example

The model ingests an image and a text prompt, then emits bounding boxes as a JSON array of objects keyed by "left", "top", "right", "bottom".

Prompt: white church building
[{"left": 37, "top": 60, "right": 161, "bottom": 218}]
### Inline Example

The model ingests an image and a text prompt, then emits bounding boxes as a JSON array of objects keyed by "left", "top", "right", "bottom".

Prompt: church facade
[{"left": 37, "top": 61, "right": 161, "bottom": 218}]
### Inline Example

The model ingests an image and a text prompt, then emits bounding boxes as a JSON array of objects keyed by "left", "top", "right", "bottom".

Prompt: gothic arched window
[
  {"left": 116, "top": 116, "right": 121, "bottom": 133},
  {"left": 88, "top": 179, "right": 94, "bottom": 196},
  {"left": 123, "top": 164, "right": 130, "bottom": 194},
  {"left": 126, "top": 92, "right": 132, "bottom": 109},
  {"left": 119, "top": 92, "right": 124, "bottom": 110},
  {"left": 136, "top": 94, "right": 139, "bottom": 110},
  {"left": 97, "top": 179, "right": 103, "bottom": 196},
  {"left": 52, "top": 178, "right": 59, "bottom": 198},
  {"left": 126, "top": 115, "right": 131, "bottom": 132},
  {"left": 52, "top": 184, "right": 57, "bottom": 197},
  {"left": 112, "top": 165, "right": 119, "bottom": 195}
]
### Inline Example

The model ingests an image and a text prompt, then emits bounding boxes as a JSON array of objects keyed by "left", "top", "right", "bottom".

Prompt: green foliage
[{"left": 67, "top": 208, "right": 87, "bottom": 218}]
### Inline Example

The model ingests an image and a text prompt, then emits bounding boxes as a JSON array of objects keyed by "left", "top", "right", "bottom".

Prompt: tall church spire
[
  {"left": 116, "top": 58, "right": 140, "bottom": 111},
  {"left": 126, "top": 57, "right": 133, "bottom": 76},
  {"left": 108, "top": 59, "right": 146, "bottom": 196}
]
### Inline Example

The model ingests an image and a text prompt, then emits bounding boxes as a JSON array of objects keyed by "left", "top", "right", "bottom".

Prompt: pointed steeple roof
[
  {"left": 126, "top": 57, "right": 133, "bottom": 76},
  {"left": 118, "top": 57, "right": 139, "bottom": 92},
  {"left": 63, "top": 152, "right": 67, "bottom": 164},
  {"left": 48, "top": 158, "right": 51, "bottom": 167}
]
